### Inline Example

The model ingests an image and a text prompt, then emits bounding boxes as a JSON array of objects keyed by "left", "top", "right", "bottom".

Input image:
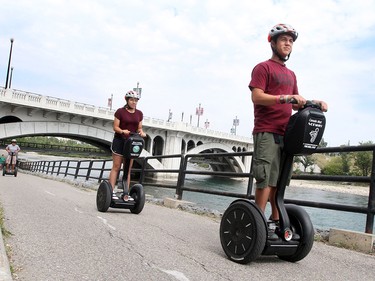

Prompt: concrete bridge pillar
[{"left": 163, "top": 131, "right": 184, "bottom": 176}]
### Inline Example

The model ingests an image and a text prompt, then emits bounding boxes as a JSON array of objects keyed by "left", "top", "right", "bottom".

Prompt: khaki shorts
[
  {"left": 253, "top": 132, "right": 289, "bottom": 189},
  {"left": 6, "top": 155, "right": 17, "bottom": 165}
]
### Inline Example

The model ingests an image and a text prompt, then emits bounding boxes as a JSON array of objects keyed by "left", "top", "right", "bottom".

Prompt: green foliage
[
  {"left": 321, "top": 156, "right": 343, "bottom": 175},
  {"left": 340, "top": 152, "right": 351, "bottom": 175},
  {"left": 295, "top": 155, "right": 315, "bottom": 172},
  {"left": 352, "top": 141, "right": 373, "bottom": 176}
]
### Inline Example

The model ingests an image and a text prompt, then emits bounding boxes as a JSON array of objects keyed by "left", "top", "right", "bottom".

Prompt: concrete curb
[
  {"left": 0, "top": 229, "right": 12, "bottom": 281},
  {"left": 329, "top": 228, "right": 375, "bottom": 253}
]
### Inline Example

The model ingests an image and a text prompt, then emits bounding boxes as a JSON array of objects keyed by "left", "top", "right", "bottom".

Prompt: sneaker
[
  {"left": 267, "top": 231, "right": 279, "bottom": 240},
  {"left": 112, "top": 193, "right": 119, "bottom": 200},
  {"left": 267, "top": 220, "right": 279, "bottom": 240},
  {"left": 123, "top": 195, "right": 134, "bottom": 201}
]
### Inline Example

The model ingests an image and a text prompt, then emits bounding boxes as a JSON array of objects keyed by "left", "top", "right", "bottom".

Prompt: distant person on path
[
  {"left": 0, "top": 154, "right": 6, "bottom": 170},
  {"left": 5, "top": 139, "right": 21, "bottom": 173},
  {"left": 248, "top": 24, "right": 328, "bottom": 239},
  {"left": 108, "top": 90, "right": 146, "bottom": 201}
]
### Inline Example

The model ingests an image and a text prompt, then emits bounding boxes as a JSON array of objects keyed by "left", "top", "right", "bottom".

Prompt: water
[{"left": 144, "top": 174, "right": 374, "bottom": 233}]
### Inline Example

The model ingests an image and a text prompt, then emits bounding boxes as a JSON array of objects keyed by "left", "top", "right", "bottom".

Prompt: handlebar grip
[{"left": 288, "top": 98, "right": 322, "bottom": 111}]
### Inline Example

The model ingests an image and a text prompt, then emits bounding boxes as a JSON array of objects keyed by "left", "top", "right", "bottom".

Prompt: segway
[
  {"left": 96, "top": 134, "right": 145, "bottom": 214},
  {"left": 220, "top": 100, "right": 326, "bottom": 264},
  {"left": 3, "top": 152, "right": 18, "bottom": 177}
]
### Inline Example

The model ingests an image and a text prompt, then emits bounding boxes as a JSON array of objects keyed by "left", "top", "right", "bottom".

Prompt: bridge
[{"left": 0, "top": 87, "right": 253, "bottom": 173}]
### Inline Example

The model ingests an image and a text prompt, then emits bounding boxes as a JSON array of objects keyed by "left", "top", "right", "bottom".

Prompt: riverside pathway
[{"left": 0, "top": 172, "right": 374, "bottom": 281}]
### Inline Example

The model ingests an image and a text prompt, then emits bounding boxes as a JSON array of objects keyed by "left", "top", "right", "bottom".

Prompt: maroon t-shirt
[
  {"left": 249, "top": 59, "right": 299, "bottom": 135},
  {"left": 114, "top": 107, "right": 143, "bottom": 138}
]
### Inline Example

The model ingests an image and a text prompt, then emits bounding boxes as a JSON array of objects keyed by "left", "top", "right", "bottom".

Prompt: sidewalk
[{"left": 1, "top": 172, "right": 375, "bottom": 280}]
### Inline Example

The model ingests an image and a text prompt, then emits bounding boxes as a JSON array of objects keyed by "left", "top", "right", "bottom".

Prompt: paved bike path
[{"left": 0, "top": 172, "right": 374, "bottom": 280}]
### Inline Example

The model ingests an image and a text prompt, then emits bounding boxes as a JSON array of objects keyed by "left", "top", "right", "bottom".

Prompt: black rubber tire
[
  {"left": 278, "top": 204, "right": 314, "bottom": 262},
  {"left": 130, "top": 184, "right": 145, "bottom": 214},
  {"left": 220, "top": 200, "right": 267, "bottom": 264},
  {"left": 96, "top": 181, "right": 112, "bottom": 212},
  {"left": 14, "top": 167, "right": 17, "bottom": 177}
]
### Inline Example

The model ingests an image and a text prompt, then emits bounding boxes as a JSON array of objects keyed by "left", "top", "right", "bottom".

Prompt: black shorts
[{"left": 111, "top": 137, "right": 125, "bottom": 156}]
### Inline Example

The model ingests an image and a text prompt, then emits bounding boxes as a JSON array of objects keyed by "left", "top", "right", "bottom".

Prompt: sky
[{"left": 1, "top": 0, "right": 375, "bottom": 147}]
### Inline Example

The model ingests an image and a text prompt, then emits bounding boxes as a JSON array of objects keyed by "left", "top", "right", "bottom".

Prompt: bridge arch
[{"left": 187, "top": 142, "right": 247, "bottom": 173}]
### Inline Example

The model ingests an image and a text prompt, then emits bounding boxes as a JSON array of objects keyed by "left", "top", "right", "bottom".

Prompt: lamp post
[
  {"left": 167, "top": 109, "right": 172, "bottom": 122},
  {"left": 196, "top": 103, "right": 204, "bottom": 127},
  {"left": 133, "top": 81, "right": 142, "bottom": 98},
  {"left": 9, "top": 67, "right": 14, "bottom": 88},
  {"left": 204, "top": 119, "right": 210, "bottom": 129},
  {"left": 233, "top": 116, "right": 239, "bottom": 135},
  {"left": 5, "top": 38, "right": 14, "bottom": 89}
]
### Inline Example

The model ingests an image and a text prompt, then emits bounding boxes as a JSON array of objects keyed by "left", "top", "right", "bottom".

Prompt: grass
[{"left": 0, "top": 204, "right": 16, "bottom": 276}]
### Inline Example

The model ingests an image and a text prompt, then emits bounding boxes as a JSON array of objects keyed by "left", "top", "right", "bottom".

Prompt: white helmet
[
  {"left": 11, "top": 139, "right": 17, "bottom": 143},
  {"left": 268, "top": 23, "right": 298, "bottom": 42},
  {"left": 125, "top": 90, "right": 140, "bottom": 100}
]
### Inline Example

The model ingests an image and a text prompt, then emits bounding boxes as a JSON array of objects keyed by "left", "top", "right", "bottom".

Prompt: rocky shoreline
[{"left": 290, "top": 179, "right": 370, "bottom": 196}]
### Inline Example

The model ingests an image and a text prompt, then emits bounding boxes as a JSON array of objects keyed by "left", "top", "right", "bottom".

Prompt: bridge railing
[
  {"left": 0, "top": 139, "right": 107, "bottom": 154},
  {"left": 17, "top": 144, "right": 375, "bottom": 234}
]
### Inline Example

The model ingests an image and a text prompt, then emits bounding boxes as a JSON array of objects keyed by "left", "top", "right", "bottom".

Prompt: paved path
[{"left": 0, "top": 172, "right": 374, "bottom": 281}]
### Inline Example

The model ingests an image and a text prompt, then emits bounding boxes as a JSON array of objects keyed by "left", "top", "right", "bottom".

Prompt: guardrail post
[
  {"left": 98, "top": 160, "right": 106, "bottom": 182},
  {"left": 246, "top": 156, "right": 254, "bottom": 199},
  {"left": 139, "top": 158, "right": 147, "bottom": 184},
  {"left": 365, "top": 149, "right": 375, "bottom": 234},
  {"left": 51, "top": 161, "right": 56, "bottom": 175},
  {"left": 86, "top": 161, "right": 94, "bottom": 181},
  {"left": 64, "top": 161, "right": 70, "bottom": 177},
  {"left": 74, "top": 161, "right": 81, "bottom": 179},
  {"left": 175, "top": 154, "right": 187, "bottom": 200},
  {"left": 57, "top": 161, "right": 62, "bottom": 176}
]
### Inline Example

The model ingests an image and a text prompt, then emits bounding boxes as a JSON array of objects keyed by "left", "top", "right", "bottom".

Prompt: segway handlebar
[{"left": 288, "top": 98, "right": 323, "bottom": 111}]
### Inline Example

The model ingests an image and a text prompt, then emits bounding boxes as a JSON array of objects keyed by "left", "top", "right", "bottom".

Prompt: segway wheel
[
  {"left": 14, "top": 168, "right": 17, "bottom": 177},
  {"left": 277, "top": 204, "right": 314, "bottom": 262},
  {"left": 129, "top": 184, "right": 145, "bottom": 214},
  {"left": 2, "top": 168, "right": 5, "bottom": 176},
  {"left": 220, "top": 200, "right": 266, "bottom": 264},
  {"left": 96, "top": 181, "right": 112, "bottom": 212}
]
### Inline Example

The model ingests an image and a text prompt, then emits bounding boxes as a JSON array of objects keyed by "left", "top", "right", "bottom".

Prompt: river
[{"left": 144, "top": 174, "right": 373, "bottom": 233}]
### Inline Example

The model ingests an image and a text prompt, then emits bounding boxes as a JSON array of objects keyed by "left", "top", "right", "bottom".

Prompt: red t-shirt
[
  {"left": 114, "top": 107, "right": 143, "bottom": 138},
  {"left": 249, "top": 59, "right": 299, "bottom": 135}
]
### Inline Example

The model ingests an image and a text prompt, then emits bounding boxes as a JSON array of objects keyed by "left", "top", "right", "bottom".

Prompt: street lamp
[
  {"left": 233, "top": 116, "right": 239, "bottom": 135},
  {"left": 133, "top": 81, "right": 142, "bottom": 98},
  {"left": 5, "top": 38, "right": 14, "bottom": 89},
  {"left": 196, "top": 103, "right": 204, "bottom": 127},
  {"left": 204, "top": 119, "right": 210, "bottom": 129},
  {"left": 167, "top": 109, "right": 172, "bottom": 122},
  {"left": 9, "top": 67, "right": 14, "bottom": 88}
]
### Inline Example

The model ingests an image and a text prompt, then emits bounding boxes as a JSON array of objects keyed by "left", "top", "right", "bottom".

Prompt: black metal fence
[{"left": 18, "top": 144, "right": 375, "bottom": 234}]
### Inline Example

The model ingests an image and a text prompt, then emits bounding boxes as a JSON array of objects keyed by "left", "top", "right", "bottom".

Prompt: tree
[
  {"left": 295, "top": 155, "right": 315, "bottom": 172},
  {"left": 353, "top": 141, "right": 373, "bottom": 176},
  {"left": 321, "top": 156, "right": 343, "bottom": 175}
]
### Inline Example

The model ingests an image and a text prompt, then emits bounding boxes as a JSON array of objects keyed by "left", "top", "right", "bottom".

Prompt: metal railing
[{"left": 18, "top": 144, "right": 375, "bottom": 234}]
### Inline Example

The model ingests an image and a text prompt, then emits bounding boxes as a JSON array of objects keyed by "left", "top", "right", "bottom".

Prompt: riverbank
[{"left": 290, "top": 179, "right": 370, "bottom": 196}]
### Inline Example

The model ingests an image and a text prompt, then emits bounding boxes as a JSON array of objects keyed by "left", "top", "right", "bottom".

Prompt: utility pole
[
  {"left": 196, "top": 103, "right": 204, "bottom": 127},
  {"left": 5, "top": 38, "right": 14, "bottom": 89},
  {"left": 233, "top": 116, "right": 239, "bottom": 135}
]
